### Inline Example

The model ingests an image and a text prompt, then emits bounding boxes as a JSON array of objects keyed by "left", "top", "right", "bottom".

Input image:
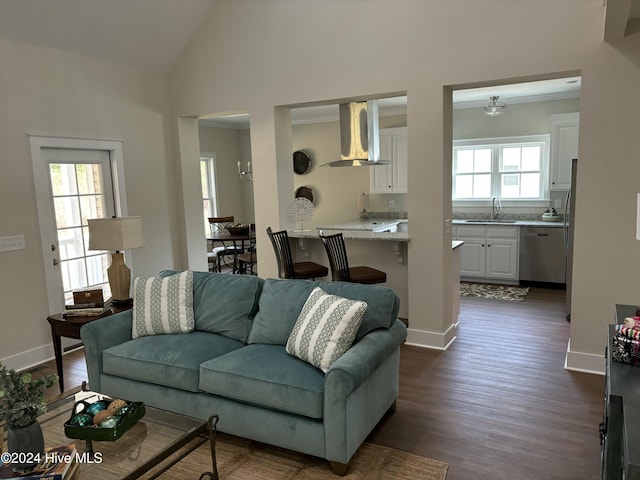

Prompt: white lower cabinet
[{"left": 456, "top": 225, "right": 519, "bottom": 282}]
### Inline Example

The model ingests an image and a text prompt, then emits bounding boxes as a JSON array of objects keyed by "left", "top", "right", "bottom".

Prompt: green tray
[{"left": 64, "top": 398, "right": 146, "bottom": 442}]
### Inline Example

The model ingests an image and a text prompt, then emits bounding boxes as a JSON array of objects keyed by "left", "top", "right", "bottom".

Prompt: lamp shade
[{"left": 88, "top": 217, "right": 144, "bottom": 251}]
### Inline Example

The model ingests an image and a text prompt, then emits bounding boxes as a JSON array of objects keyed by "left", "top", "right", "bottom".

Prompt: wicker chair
[
  {"left": 266, "top": 227, "right": 328, "bottom": 280},
  {"left": 318, "top": 231, "right": 386, "bottom": 284}
]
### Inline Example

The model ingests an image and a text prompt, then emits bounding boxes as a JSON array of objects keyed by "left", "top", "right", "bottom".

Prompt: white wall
[
  {"left": 169, "top": 0, "right": 640, "bottom": 368},
  {"left": 198, "top": 125, "right": 254, "bottom": 225},
  {"left": 0, "top": 37, "right": 175, "bottom": 368}
]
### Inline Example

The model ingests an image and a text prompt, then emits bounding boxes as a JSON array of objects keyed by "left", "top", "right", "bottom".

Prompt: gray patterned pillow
[
  {"left": 132, "top": 270, "right": 194, "bottom": 338},
  {"left": 286, "top": 287, "right": 367, "bottom": 373}
]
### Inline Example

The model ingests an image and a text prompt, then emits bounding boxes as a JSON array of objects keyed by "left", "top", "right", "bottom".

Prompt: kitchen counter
[
  {"left": 453, "top": 219, "right": 564, "bottom": 228},
  {"left": 316, "top": 218, "right": 407, "bottom": 232},
  {"left": 288, "top": 229, "right": 409, "bottom": 242}
]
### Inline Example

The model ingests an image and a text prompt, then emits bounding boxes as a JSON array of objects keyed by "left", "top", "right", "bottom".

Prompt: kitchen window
[
  {"left": 453, "top": 135, "right": 550, "bottom": 202},
  {"left": 200, "top": 153, "right": 218, "bottom": 234}
]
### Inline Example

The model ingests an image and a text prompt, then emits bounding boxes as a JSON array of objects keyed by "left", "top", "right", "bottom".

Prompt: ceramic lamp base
[{"left": 107, "top": 252, "right": 131, "bottom": 303}]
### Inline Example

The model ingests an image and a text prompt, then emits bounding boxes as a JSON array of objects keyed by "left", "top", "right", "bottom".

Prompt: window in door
[
  {"left": 49, "top": 162, "right": 112, "bottom": 303},
  {"left": 200, "top": 154, "right": 218, "bottom": 234}
]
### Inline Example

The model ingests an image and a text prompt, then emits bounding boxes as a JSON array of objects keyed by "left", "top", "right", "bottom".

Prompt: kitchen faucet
[{"left": 491, "top": 197, "right": 502, "bottom": 220}]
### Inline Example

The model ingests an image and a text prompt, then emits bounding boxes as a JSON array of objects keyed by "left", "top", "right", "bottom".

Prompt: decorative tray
[{"left": 64, "top": 395, "right": 145, "bottom": 442}]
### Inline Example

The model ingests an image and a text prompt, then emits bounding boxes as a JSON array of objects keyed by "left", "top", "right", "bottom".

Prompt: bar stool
[
  {"left": 318, "top": 231, "right": 386, "bottom": 284},
  {"left": 267, "top": 227, "right": 328, "bottom": 280}
]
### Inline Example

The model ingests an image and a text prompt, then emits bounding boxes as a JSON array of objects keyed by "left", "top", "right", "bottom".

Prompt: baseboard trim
[
  {"left": 405, "top": 323, "right": 457, "bottom": 350},
  {"left": 564, "top": 339, "right": 605, "bottom": 375},
  {"left": 1, "top": 344, "right": 55, "bottom": 371}
]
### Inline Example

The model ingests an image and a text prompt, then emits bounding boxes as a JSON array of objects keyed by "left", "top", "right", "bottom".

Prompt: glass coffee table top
[{"left": 33, "top": 391, "right": 217, "bottom": 480}]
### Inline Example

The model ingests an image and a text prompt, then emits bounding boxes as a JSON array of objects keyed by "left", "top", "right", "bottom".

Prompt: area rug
[
  {"left": 460, "top": 282, "right": 529, "bottom": 302},
  {"left": 157, "top": 432, "right": 449, "bottom": 480}
]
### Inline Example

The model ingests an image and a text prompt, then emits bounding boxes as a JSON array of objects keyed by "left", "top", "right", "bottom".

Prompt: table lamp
[{"left": 88, "top": 216, "right": 144, "bottom": 304}]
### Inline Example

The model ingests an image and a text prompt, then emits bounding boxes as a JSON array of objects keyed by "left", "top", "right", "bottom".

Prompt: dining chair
[
  {"left": 318, "top": 231, "right": 386, "bottom": 284},
  {"left": 237, "top": 224, "right": 257, "bottom": 275},
  {"left": 208, "top": 216, "right": 242, "bottom": 272},
  {"left": 266, "top": 227, "right": 328, "bottom": 280}
]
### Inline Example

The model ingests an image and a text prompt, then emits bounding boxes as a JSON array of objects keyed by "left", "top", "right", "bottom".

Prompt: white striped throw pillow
[
  {"left": 286, "top": 287, "right": 367, "bottom": 373},
  {"left": 132, "top": 270, "right": 194, "bottom": 338}
]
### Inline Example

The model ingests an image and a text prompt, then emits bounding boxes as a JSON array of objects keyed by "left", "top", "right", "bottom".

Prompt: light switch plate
[{"left": 0, "top": 235, "right": 26, "bottom": 252}]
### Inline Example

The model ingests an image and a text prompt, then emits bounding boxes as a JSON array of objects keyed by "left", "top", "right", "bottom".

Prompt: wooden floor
[
  {"left": 370, "top": 286, "right": 603, "bottom": 480},
  {"left": 35, "top": 286, "right": 603, "bottom": 480}
]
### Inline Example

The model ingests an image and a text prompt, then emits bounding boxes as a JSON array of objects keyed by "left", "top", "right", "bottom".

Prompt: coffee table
[{"left": 32, "top": 390, "right": 218, "bottom": 479}]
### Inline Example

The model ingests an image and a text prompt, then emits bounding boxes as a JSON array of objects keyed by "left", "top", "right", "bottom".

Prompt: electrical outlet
[
  {"left": 0, "top": 235, "right": 26, "bottom": 252},
  {"left": 389, "top": 200, "right": 395, "bottom": 208}
]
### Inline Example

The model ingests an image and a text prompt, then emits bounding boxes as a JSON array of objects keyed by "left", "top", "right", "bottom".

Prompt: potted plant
[{"left": 0, "top": 362, "right": 57, "bottom": 470}]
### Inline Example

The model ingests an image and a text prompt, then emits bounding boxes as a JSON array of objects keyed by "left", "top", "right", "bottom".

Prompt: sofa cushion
[
  {"left": 199, "top": 344, "right": 325, "bottom": 419},
  {"left": 160, "top": 270, "right": 263, "bottom": 343},
  {"left": 132, "top": 270, "right": 194, "bottom": 339},
  {"left": 248, "top": 278, "right": 400, "bottom": 345},
  {"left": 102, "top": 331, "right": 244, "bottom": 392},
  {"left": 286, "top": 287, "right": 366, "bottom": 373}
]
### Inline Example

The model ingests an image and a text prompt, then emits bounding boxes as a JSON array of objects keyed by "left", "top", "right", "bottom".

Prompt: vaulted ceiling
[
  {"left": 0, "top": 0, "right": 636, "bottom": 129},
  {"left": 0, "top": 0, "right": 637, "bottom": 76},
  {"left": 0, "top": 0, "right": 216, "bottom": 73}
]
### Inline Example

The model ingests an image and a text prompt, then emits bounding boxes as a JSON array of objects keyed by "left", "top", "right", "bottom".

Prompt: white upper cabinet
[
  {"left": 550, "top": 113, "right": 579, "bottom": 191},
  {"left": 370, "top": 127, "right": 408, "bottom": 194}
]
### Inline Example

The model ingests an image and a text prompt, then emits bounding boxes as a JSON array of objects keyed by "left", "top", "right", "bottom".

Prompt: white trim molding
[
  {"left": 405, "top": 323, "right": 457, "bottom": 350},
  {"left": 564, "top": 339, "right": 605, "bottom": 375}
]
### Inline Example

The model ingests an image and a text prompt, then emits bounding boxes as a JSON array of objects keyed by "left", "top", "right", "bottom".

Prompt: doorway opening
[{"left": 449, "top": 74, "right": 581, "bottom": 318}]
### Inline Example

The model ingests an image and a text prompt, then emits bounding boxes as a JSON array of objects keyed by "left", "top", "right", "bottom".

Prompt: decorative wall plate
[
  {"left": 295, "top": 185, "right": 314, "bottom": 204},
  {"left": 293, "top": 150, "right": 312, "bottom": 175}
]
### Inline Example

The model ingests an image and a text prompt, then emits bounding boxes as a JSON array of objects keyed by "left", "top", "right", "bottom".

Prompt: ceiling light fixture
[{"left": 483, "top": 96, "right": 507, "bottom": 116}]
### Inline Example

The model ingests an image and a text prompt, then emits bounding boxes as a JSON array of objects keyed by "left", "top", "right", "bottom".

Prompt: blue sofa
[{"left": 81, "top": 270, "right": 407, "bottom": 474}]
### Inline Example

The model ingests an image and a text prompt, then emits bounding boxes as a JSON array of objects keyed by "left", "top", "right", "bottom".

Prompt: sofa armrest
[
  {"left": 323, "top": 319, "right": 406, "bottom": 465},
  {"left": 80, "top": 310, "right": 133, "bottom": 392},
  {"left": 325, "top": 319, "right": 407, "bottom": 397}
]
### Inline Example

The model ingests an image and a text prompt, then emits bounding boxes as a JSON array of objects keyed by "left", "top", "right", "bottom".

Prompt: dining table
[{"left": 207, "top": 230, "right": 255, "bottom": 273}]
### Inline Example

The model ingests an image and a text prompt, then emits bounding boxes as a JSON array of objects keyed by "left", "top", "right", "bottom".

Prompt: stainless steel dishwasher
[{"left": 519, "top": 227, "right": 566, "bottom": 284}]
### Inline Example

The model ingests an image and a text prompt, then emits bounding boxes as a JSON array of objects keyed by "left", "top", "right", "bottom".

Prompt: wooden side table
[{"left": 46, "top": 304, "right": 132, "bottom": 392}]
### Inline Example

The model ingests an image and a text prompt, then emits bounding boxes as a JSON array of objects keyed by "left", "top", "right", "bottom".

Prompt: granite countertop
[
  {"left": 315, "top": 218, "right": 407, "bottom": 232},
  {"left": 452, "top": 219, "right": 564, "bottom": 228},
  {"left": 288, "top": 229, "right": 409, "bottom": 242}
]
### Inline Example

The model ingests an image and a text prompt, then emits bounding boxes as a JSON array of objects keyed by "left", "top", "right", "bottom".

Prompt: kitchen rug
[{"left": 460, "top": 282, "right": 529, "bottom": 302}]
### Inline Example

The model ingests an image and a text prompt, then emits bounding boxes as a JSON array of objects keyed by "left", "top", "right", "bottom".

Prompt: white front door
[{"left": 31, "top": 136, "right": 127, "bottom": 314}]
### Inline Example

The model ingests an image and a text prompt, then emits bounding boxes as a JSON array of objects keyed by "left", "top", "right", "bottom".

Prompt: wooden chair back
[
  {"left": 266, "top": 226, "right": 295, "bottom": 279},
  {"left": 318, "top": 231, "right": 351, "bottom": 282}
]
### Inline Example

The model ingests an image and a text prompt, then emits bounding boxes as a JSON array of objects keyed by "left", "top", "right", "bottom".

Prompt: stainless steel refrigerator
[{"left": 564, "top": 158, "right": 577, "bottom": 321}]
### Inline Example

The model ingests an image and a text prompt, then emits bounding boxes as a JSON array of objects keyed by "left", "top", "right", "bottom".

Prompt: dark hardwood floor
[
  {"left": 370, "top": 286, "right": 603, "bottom": 480},
  {"left": 34, "top": 286, "right": 603, "bottom": 479}
]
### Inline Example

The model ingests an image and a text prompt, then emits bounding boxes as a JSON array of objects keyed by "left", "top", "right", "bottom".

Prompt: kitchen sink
[{"left": 462, "top": 219, "right": 517, "bottom": 223}]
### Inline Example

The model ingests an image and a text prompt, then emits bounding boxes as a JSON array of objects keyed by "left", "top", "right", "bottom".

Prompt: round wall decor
[
  {"left": 293, "top": 150, "right": 312, "bottom": 175},
  {"left": 295, "top": 186, "right": 314, "bottom": 204}
]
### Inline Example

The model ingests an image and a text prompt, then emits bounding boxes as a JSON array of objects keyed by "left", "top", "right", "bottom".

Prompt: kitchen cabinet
[
  {"left": 370, "top": 127, "right": 408, "bottom": 194},
  {"left": 550, "top": 112, "right": 579, "bottom": 191},
  {"left": 456, "top": 225, "right": 519, "bottom": 282}
]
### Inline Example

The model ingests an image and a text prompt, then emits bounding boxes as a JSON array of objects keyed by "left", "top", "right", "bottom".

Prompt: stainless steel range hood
[{"left": 322, "top": 100, "right": 391, "bottom": 167}]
